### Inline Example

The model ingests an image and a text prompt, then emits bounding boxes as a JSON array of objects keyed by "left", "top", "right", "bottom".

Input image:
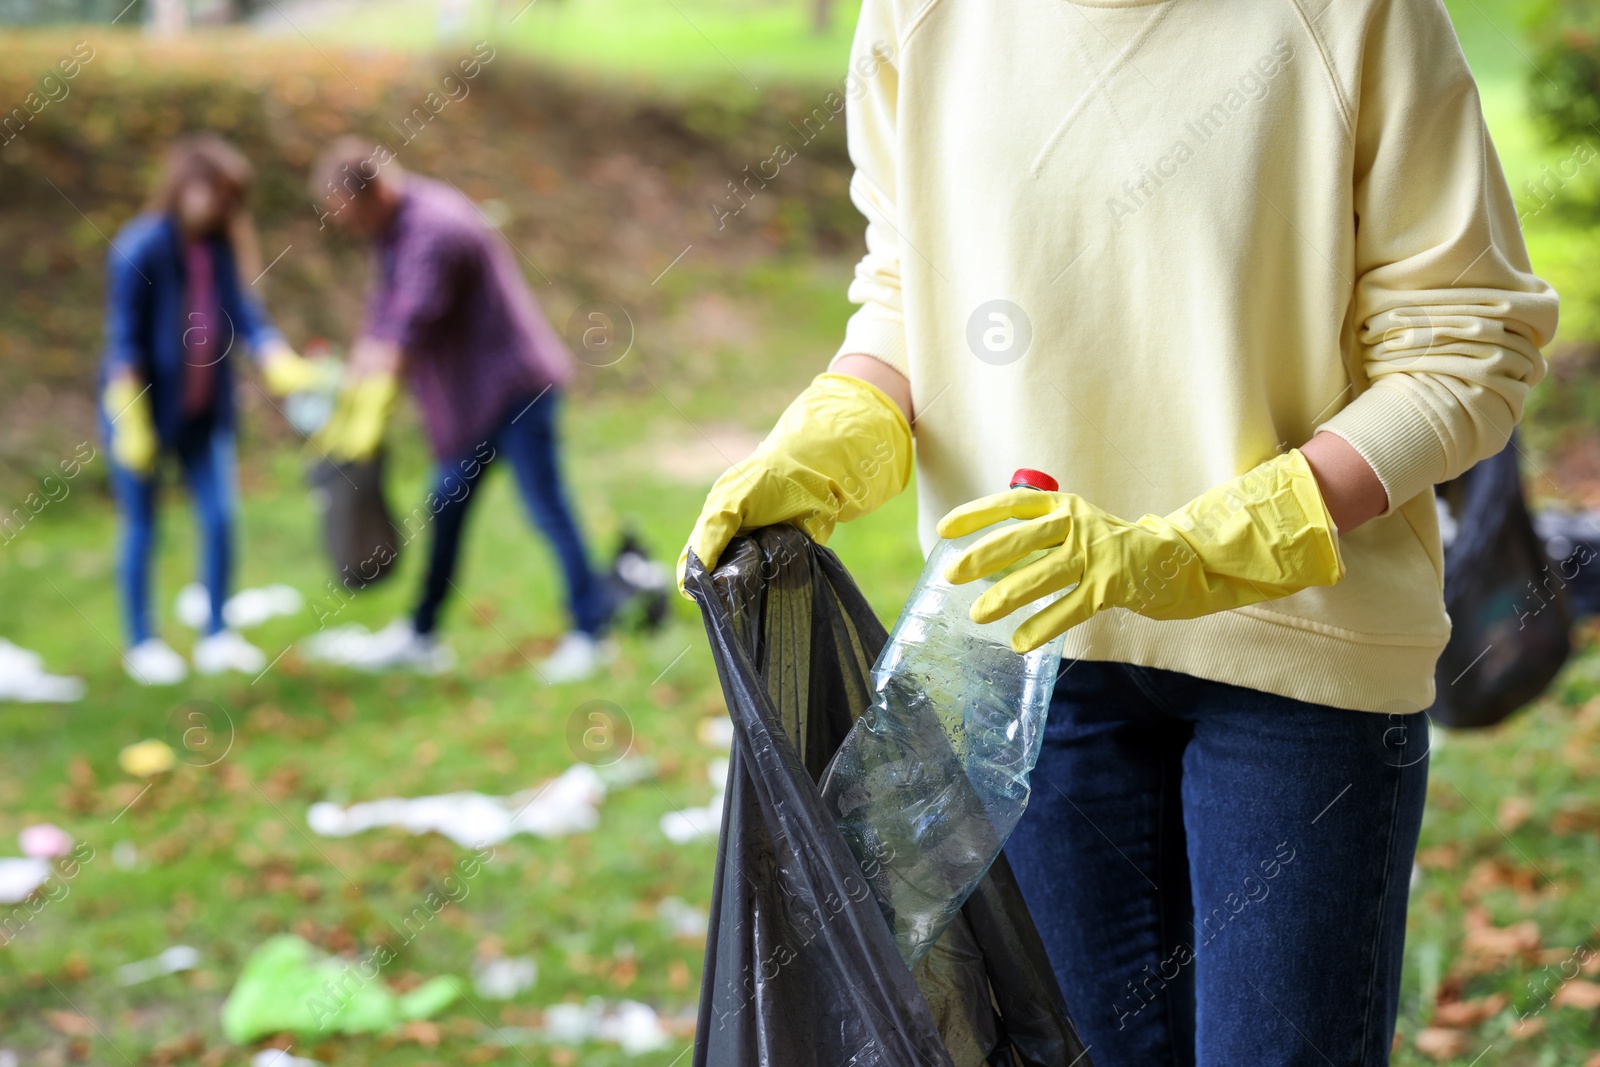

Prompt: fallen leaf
[
  {"left": 1553, "top": 979, "right": 1600, "bottom": 1011},
  {"left": 1433, "top": 993, "right": 1506, "bottom": 1027},
  {"left": 45, "top": 1010, "right": 94, "bottom": 1036},
  {"left": 1551, "top": 804, "right": 1600, "bottom": 835},
  {"left": 1415, "top": 1028, "right": 1469, "bottom": 1060},
  {"left": 1583, "top": 1053, "right": 1600, "bottom": 1067},
  {"left": 398, "top": 1020, "right": 441, "bottom": 1046},
  {"left": 1496, "top": 795, "right": 1534, "bottom": 833},
  {"left": 1509, "top": 1015, "right": 1545, "bottom": 1039},
  {"left": 1460, "top": 909, "right": 1540, "bottom": 961},
  {"left": 1415, "top": 844, "right": 1462, "bottom": 871}
]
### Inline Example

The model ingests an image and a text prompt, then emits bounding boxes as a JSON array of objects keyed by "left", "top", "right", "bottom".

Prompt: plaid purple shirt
[{"left": 364, "top": 176, "right": 573, "bottom": 459}]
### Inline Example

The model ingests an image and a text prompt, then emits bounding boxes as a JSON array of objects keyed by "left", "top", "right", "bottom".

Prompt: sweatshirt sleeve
[
  {"left": 831, "top": 0, "right": 912, "bottom": 380},
  {"left": 1315, "top": 0, "right": 1558, "bottom": 514}
]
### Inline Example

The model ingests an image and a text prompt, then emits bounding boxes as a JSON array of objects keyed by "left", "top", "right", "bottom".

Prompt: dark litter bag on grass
[
  {"left": 685, "top": 526, "right": 1090, "bottom": 1067},
  {"left": 308, "top": 451, "right": 402, "bottom": 591},
  {"left": 1429, "top": 436, "right": 1570, "bottom": 729}
]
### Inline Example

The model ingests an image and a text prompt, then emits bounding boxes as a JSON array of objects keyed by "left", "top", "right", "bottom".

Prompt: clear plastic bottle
[{"left": 818, "top": 468, "right": 1069, "bottom": 968}]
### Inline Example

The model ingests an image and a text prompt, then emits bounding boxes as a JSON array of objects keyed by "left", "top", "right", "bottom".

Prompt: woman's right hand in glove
[
  {"left": 103, "top": 376, "right": 158, "bottom": 476},
  {"left": 677, "top": 369, "right": 913, "bottom": 595}
]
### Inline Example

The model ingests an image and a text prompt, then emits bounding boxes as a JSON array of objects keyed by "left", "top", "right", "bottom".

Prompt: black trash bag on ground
[
  {"left": 1532, "top": 507, "right": 1600, "bottom": 620},
  {"left": 307, "top": 451, "right": 401, "bottom": 591},
  {"left": 1429, "top": 435, "right": 1570, "bottom": 729},
  {"left": 685, "top": 526, "right": 1091, "bottom": 1067}
]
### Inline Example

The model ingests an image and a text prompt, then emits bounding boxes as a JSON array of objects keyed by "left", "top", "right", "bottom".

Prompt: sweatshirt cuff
[
  {"left": 1316, "top": 382, "right": 1450, "bottom": 516},
  {"left": 832, "top": 310, "right": 910, "bottom": 381}
]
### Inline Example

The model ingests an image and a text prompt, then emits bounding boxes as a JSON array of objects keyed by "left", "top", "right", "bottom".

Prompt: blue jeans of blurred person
[
  {"left": 110, "top": 417, "right": 236, "bottom": 645},
  {"left": 411, "top": 391, "right": 610, "bottom": 638},
  {"left": 1006, "top": 659, "right": 1429, "bottom": 1067}
]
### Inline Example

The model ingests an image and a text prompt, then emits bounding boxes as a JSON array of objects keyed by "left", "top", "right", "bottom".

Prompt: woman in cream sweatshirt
[{"left": 683, "top": 0, "right": 1557, "bottom": 1061}]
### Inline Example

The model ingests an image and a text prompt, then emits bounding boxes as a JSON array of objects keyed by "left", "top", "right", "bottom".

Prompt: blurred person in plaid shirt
[{"left": 311, "top": 137, "right": 614, "bottom": 683}]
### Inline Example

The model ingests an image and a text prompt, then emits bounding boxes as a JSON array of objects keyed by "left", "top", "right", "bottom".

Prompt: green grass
[{"left": 308, "top": 0, "right": 863, "bottom": 92}]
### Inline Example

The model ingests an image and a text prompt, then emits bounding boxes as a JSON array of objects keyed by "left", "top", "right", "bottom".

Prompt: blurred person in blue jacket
[{"left": 101, "top": 134, "right": 325, "bottom": 685}]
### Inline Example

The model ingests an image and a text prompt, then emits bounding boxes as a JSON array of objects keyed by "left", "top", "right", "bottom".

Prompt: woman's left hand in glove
[{"left": 937, "top": 449, "right": 1346, "bottom": 653}]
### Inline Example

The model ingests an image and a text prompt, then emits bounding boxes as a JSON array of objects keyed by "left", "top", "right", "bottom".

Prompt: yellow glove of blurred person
[
  {"left": 315, "top": 373, "right": 399, "bottom": 462},
  {"left": 261, "top": 345, "right": 331, "bottom": 396},
  {"left": 678, "top": 372, "right": 913, "bottom": 595},
  {"left": 939, "top": 449, "right": 1345, "bottom": 653},
  {"left": 103, "top": 377, "right": 157, "bottom": 476}
]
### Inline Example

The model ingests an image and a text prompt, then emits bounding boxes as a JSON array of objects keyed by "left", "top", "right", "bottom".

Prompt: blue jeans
[
  {"left": 110, "top": 419, "right": 236, "bottom": 645},
  {"left": 412, "top": 391, "right": 610, "bottom": 637},
  {"left": 1007, "top": 660, "right": 1428, "bottom": 1067}
]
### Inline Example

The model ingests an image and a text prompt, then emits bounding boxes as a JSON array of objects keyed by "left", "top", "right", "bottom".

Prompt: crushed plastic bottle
[{"left": 818, "top": 468, "right": 1069, "bottom": 967}]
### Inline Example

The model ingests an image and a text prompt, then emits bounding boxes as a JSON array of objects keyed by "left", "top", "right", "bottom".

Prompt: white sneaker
[
  {"left": 124, "top": 639, "right": 189, "bottom": 686},
  {"left": 538, "top": 632, "right": 616, "bottom": 685},
  {"left": 193, "top": 630, "right": 267, "bottom": 676},
  {"left": 354, "top": 619, "right": 456, "bottom": 675}
]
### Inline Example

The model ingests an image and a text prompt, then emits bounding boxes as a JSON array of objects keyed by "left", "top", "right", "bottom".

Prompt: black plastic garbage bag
[
  {"left": 1429, "top": 435, "right": 1570, "bottom": 729},
  {"left": 307, "top": 452, "right": 401, "bottom": 591},
  {"left": 685, "top": 526, "right": 1091, "bottom": 1067}
]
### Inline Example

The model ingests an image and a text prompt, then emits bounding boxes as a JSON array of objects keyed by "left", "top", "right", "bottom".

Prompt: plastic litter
[
  {"left": 221, "top": 935, "right": 462, "bottom": 1043},
  {"left": 695, "top": 715, "right": 734, "bottom": 749},
  {"left": 543, "top": 998, "right": 670, "bottom": 1055},
  {"left": 118, "top": 945, "right": 201, "bottom": 985},
  {"left": 18, "top": 823, "right": 72, "bottom": 860},
  {"left": 307, "top": 765, "right": 605, "bottom": 846},
  {"left": 0, "top": 858, "right": 50, "bottom": 904},
  {"left": 251, "top": 1049, "right": 322, "bottom": 1067},
  {"left": 658, "top": 761, "right": 726, "bottom": 846},
  {"left": 0, "top": 638, "right": 84, "bottom": 704},
  {"left": 474, "top": 956, "right": 537, "bottom": 1000},
  {"left": 684, "top": 526, "right": 1090, "bottom": 1067},
  {"left": 656, "top": 897, "right": 708, "bottom": 940},
  {"left": 119, "top": 739, "right": 176, "bottom": 778},
  {"left": 176, "top": 583, "right": 304, "bottom": 631},
  {"left": 820, "top": 472, "right": 1068, "bottom": 966}
]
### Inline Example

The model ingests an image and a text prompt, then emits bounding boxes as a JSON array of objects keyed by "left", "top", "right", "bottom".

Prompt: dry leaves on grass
[
  {"left": 1496, "top": 795, "right": 1535, "bottom": 833},
  {"left": 1460, "top": 907, "right": 1542, "bottom": 967},
  {"left": 1432, "top": 992, "right": 1506, "bottom": 1027},
  {"left": 1415, "top": 1027, "right": 1470, "bottom": 1060},
  {"left": 44, "top": 1010, "right": 94, "bottom": 1036},
  {"left": 1553, "top": 978, "right": 1600, "bottom": 1010}
]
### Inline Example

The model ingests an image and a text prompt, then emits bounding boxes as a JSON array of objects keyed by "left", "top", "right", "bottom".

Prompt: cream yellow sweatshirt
[{"left": 831, "top": 0, "right": 1558, "bottom": 712}]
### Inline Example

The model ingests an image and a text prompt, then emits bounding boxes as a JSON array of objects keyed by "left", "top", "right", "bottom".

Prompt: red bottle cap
[{"left": 1010, "top": 468, "right": 1059, "bottom": 492}]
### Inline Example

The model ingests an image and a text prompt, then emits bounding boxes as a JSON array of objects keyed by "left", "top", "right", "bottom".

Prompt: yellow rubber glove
[
  {"left": 315, "top": 373, "right": 399, "bottom": 462},
  {"left": 939, "top": 449, "right": 1345, "bottom": 653},
  {"left": 678, "top": 372, "right": 913, "bottom": 594},
  {"left": 103, "top": 377, "right": 158, "bottom": 476},
  {"left": 261, "top": 346, "right": 332, "bottom": 396}
]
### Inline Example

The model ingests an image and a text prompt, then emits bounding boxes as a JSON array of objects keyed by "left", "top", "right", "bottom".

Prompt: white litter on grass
[
  {"left": 696, "top": 715, "right": 735, "bottom": 749},
  {"left": 297, "top": 623, "right": 374, "bottom": 665},
  {"left": 0, "top": 1049, "right": 18, "bottom": 1067},
  {"left": 308, "top": 765, "right": 606, "bottom": 847},
  {"left": 251, "top": 1049, "right": 322, "bottom": 1067},
  {"left": 656, "top": 897, "right": 709, "bottom": 940},
  {"left": 474, "top": 956, "right": 537, "bottom": 1000},
  {"left": 118, "top": 945, "right": 200, "bottom": 985},
  {"left": 0, "top": 638, "right": 84, "bottom": 704},
  {"left": 659, "top": 761, "right": 728, "bottom": 845},
  {"left": 543, "top": 998, "right": 669, "bottom": 1055},
  {"left": 177, "top": 583, "right": 304, "bottom": 631},
  {"left": 112, "top": 841, "right": 139, "bottom": 870},
  {"left": 0, "top": 858, "right": 51, "bottom": 903}
]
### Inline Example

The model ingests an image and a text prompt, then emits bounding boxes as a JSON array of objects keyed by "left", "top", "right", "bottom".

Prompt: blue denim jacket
[{"left": 100, "top": 212, "right": 282, "bottom": 446}]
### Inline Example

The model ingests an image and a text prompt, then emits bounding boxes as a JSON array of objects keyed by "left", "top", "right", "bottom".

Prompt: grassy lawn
[{"left": 1, "top": 1, "right": 1599, "bottom": 1063}]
